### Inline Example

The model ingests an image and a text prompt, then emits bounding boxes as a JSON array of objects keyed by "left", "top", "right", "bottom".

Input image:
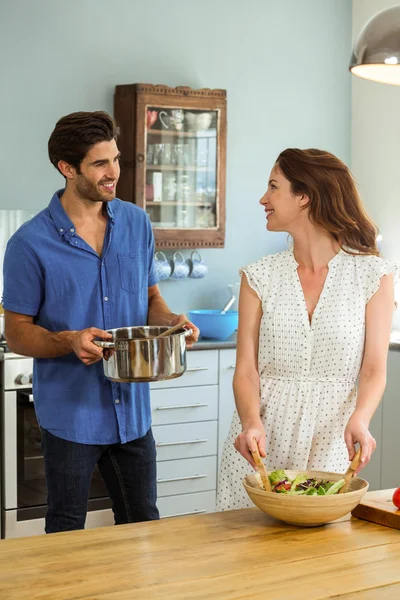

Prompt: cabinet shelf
[
  {"left": 146, "top": 165, "right": 212, "bottom": 172},
  {"left": 146, "top": 201, "right": 214, "bottom": 207},
  {"left": 147, "top": 128, "right": 216, "bottom": 138}
]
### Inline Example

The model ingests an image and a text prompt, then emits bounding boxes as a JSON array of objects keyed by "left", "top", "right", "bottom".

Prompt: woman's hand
[
  {"left": 234, "top": 420, "right": 266, "bottom": 469},
  {"left": 344, "top": 412, "right": 376, "bottom": 474}
]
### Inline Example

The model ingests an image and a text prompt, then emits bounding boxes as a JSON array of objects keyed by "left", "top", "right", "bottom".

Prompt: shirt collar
[
  {"left": 48, "top": 190, "right": 75, "bottom": 238},
  {"left": 49, "top": 189, "right": 116, "bottom": 238},
  {"left": 106, "top": 200, "right": 116, "bottom": 224},
  {"left": 289, "top": 247, "right": 344, "bottom": 270}
]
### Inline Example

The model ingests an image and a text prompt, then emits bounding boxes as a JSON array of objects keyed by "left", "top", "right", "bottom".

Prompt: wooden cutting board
[{"left": 352, "top": 488, "right": 400, "bottom": 529}]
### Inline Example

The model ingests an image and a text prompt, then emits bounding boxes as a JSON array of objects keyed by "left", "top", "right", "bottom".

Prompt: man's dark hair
[{"left": 48, "top": 111, "right": 120, "bottom": 174}]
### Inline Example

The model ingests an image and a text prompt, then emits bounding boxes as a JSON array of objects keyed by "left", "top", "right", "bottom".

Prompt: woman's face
[{"left": 259, "top": 165, "right": 307, "bottom": 232}]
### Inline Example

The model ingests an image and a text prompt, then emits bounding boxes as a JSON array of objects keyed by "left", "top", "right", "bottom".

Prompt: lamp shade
[{"left": 350, "top": 5, "right": 400, "bottom": 85}]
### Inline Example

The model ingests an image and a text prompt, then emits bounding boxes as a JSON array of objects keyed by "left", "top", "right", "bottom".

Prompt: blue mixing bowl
[{"left": 189, "top": 310, "right": 238, "bottom": 340}]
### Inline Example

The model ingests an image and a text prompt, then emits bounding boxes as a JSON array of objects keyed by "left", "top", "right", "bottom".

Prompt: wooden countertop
[{"left": 1, "top": 490, "right": 399, "bottom": 600}]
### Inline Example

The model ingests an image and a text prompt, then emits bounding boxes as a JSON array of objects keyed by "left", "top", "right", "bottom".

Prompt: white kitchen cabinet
[
  {"left": 218, "top": 349, "right": 236, "bottom": 471},
  {"left": 153, "top": 421, "right": 218, "bottom": 462},
  {"left": 157, "top": 491, "right": 216, "bottom": 519},
  {"left": 152, "top": 346, "right": 236, "bottom": 519},
  {"left": 157, "top": 456, "right": 217, "bottom": 498},
  {"left": 151, "top": 385, "right": 218, "bottom": 426},
  {"left": 150, "top": 350, "right": 219, "bottom": 390}
]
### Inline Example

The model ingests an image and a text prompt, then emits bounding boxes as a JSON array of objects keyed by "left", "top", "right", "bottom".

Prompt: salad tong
[
  {"left": 339, "top": 448, "right": 362, "bottom": 494},
  {"left": 251, "top": 444, "right": 272, "bottom": 492}
]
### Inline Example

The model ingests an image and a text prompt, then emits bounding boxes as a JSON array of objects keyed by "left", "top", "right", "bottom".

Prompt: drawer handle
[
  {"left": 162, "top": 509, "right": 207, "bottom": 519},
  {"left": 156, "top": 439, "right": 208, "bottom": 447},
  {"left": 156, "top": 403, "right": 208, "bottom": 411},
  {"left": 229, "top": 364, "right": 236, "bottom": 369},
  {"left": 186, "top": 367, "right": 209, "bottom": 372},
  {"left": 157, "top": 474, "right": 207, "bottom": 483}
]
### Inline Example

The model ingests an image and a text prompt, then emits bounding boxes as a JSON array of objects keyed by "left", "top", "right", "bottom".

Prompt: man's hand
[
  {"left": 69, "top": 327, "right": 113, "bottom": 366},
  {"left": 170, "top": 313, "right": 199, "bottom": 348}
]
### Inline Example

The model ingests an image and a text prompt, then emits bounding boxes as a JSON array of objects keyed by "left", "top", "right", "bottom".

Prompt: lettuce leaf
[
  {"left": 325, "top": 479, "right": 345, "bottom": 495},
  {"left": 268, "top": 470, "right": 288, "bottom": 485},
  {"left": 290, "top": 474, "right": 308, "bottom": 491}
]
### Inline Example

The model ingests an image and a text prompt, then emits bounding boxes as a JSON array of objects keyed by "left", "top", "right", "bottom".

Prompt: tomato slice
[{"left": 274, "top": 482, "right": 291, "bottom": 493}]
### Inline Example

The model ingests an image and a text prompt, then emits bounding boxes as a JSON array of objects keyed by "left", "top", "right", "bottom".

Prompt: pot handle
[
  {"left": 183, "top": 328, "right": 193, "bottom": 338},
  {"left": 93, "top": 340, "right": 116, "bottom": 348}
]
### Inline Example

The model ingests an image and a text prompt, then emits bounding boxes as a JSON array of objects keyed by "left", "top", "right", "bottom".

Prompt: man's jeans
[{"left": 41, "top": 428, "right": 159, "bottom": 533}]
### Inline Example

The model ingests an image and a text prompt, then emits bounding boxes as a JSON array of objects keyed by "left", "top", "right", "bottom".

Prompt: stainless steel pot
[{"left": 94, "top": 325, "right": 192, "bottom": 383}]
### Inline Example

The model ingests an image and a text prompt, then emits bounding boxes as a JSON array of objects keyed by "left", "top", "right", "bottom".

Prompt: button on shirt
[{"left": 2, "top": 190, "right": 159, "bottom": 444}]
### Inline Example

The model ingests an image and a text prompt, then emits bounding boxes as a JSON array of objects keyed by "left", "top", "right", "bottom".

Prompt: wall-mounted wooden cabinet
[{"left": 114, "top": 84, "right": 227, "bottom": 249}]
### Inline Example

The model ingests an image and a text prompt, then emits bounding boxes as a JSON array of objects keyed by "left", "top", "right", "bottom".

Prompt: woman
[{"left": 217, "top": 148, "right": 398, "bottom": 511}]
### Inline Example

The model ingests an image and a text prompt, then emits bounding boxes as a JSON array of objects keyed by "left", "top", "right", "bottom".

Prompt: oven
[{"left": 1, "top": 350, "right": 114, "bottom": 538}]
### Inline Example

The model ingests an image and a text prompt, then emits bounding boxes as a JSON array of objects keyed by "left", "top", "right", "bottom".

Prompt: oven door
[{"left": 13, "top": 391, "right": 111, "bottom": 520}]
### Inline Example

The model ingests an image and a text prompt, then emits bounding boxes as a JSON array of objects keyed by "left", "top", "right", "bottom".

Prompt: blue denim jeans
[{"left": 41, "top": 428, "right": 159, "bottom": 533}]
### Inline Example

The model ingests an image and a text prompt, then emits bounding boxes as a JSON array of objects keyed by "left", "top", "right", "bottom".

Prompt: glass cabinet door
[{"left": 144, "top": 107, "right": 218, "bottom": 230}]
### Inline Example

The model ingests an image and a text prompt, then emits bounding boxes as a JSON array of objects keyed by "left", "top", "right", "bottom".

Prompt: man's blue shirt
[{"left": 2, "top": 190, "right": 159, "bottom": 444}]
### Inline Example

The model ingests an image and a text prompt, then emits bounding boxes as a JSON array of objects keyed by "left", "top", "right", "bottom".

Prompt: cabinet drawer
[
  {"left": 150, "top": 350, "right": 218, "bottom": 390},
  {"left": 151, "top": 385, "right": 218, "bottom": 426},
  {"left": 218, "top": 348, "right": 237, "bottom": 471},
  {"left": 157, "top": 456, "right": 217, "bottom": 497},
  {"left": 153, "top": 421, "right": 217, "bottom": 461},
  {"left": 158, "top": 490, "right": 216, "bottom": 519}
]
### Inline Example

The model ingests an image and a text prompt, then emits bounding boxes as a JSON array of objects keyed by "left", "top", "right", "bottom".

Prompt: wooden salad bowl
[{"left": 243, "top": 469, "right": 369, "bottom": 527}]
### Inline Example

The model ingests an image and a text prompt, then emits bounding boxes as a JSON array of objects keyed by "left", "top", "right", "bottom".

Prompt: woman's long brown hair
[{"left": 276, "top": 148, "right": 379, "bottom": 256}]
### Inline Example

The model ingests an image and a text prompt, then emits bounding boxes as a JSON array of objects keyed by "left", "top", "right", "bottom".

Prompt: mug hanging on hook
[
  {"left": 154, "top": 251, "right": 172, "bottom": 281},
  {"left": 169, "top": 251, "right": 190, "bottom": 279},
  {"left": 187, "top": 251, "right": 208, "bottom": 279}
]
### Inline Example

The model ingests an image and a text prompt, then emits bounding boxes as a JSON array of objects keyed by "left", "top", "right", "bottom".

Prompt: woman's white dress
[{"left": 217, "top": 249, "right": 398, "bottom": 511}]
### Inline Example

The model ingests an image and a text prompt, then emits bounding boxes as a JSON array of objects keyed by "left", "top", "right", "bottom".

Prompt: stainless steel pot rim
[{"left": 94, "top": 328, "right": 192, "bottom": 349}]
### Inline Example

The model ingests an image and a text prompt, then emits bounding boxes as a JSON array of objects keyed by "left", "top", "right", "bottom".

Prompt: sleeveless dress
[{"left": 217, "top": 249, "right": 399, "bottom": 511}]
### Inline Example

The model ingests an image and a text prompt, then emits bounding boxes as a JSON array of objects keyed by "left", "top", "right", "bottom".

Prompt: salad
[{"left": 265, "top": 469, "right": 345, "bottom": 495}]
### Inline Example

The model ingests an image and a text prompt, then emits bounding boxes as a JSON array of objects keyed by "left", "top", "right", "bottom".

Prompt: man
[{"left": 2, "top": 111, "right": 199, "bottom": 533}]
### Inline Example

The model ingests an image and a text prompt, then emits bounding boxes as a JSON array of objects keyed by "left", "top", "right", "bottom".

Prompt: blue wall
[{"left": 0, "top": 0, "right": 352, "bottom": 314}]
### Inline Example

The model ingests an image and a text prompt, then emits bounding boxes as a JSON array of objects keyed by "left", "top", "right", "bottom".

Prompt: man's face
[{"left": 74, "top": 139, "right": 121, "bottom": 203}]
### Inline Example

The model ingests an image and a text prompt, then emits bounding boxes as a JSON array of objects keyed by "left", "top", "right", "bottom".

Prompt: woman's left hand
[
  {"left": 170, "top": 313, "right": 200, "bottom": 348},
  {"left": 344, "top": 412, "right": 376, "bottom": 474}
]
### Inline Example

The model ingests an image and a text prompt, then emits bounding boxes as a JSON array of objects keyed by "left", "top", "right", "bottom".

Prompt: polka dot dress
[{"left": 216, "top": 248, "right": 399, "bottom": 511}]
